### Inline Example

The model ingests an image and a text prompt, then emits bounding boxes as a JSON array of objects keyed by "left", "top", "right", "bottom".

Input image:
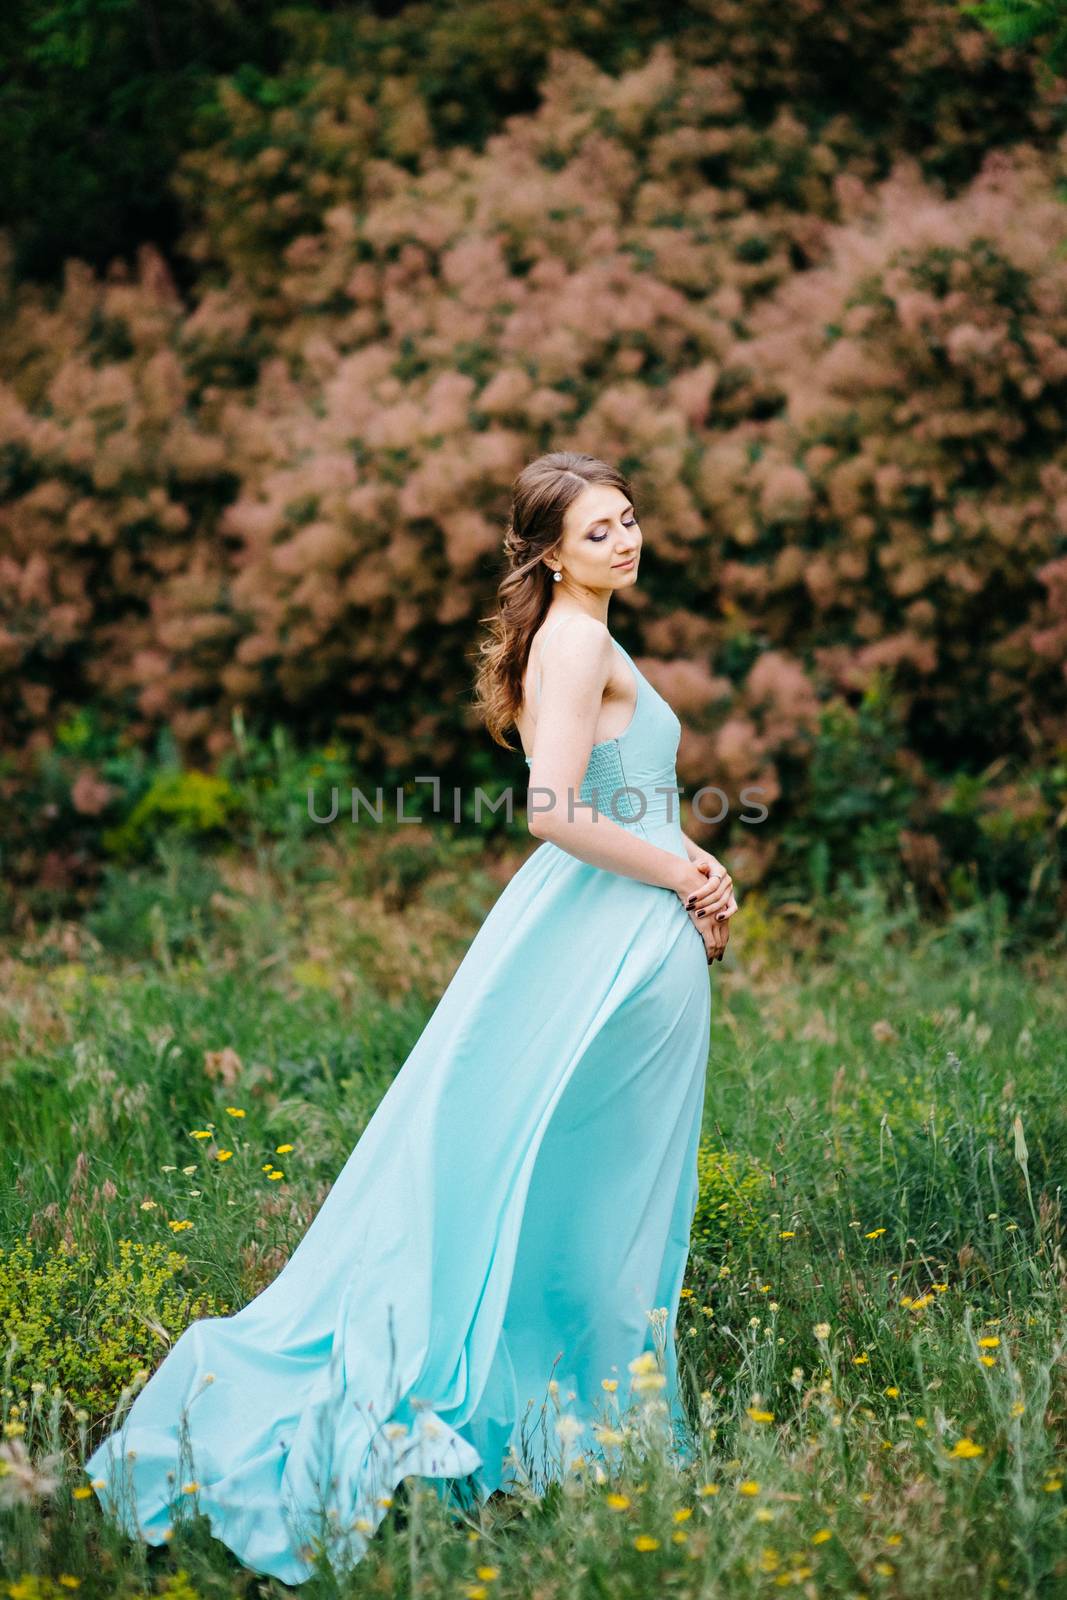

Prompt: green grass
[{"left": 0, "top": 829, "right": 1064, "bottom": 1598}]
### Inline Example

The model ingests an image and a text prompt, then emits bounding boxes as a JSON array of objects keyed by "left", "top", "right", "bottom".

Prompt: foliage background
[{"left": 1, "top": 0, "right": 1065, "bottom": 936}]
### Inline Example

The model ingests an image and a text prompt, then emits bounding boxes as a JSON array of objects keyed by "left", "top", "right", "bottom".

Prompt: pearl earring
[{"left": 553, "top": 570, "right": 562, "bottom": 582}]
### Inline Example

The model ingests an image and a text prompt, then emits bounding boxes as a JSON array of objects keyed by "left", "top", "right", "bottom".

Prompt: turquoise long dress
[{"left": 84, "top": 617, "right": 713, "bottom": 1584}]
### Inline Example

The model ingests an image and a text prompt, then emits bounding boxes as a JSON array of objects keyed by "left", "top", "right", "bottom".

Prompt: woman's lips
[{"left": 613, "top": 557, "right": 636, "bottom": 570}]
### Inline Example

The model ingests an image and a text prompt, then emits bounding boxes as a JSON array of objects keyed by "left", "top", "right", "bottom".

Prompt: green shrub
[
  {"left": 102, "top": 770, "right": 243, "bottom": 860},
  {"left": 690, "top": 1144, "right": 773, "bottom": 1261},
  {"left": 0, "top": 1238, "right": 229, "bottom": 1432}
]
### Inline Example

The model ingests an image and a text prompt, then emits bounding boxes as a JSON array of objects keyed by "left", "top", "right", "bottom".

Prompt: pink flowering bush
[{"left": 0, "top": 18, "right": 1064, "bottom": 925}]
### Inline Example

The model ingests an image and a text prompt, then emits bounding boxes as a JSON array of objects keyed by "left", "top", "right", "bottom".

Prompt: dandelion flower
[
  {"left": 673, "top": 1507, "right": 693, "bottom": 1522},
  {"left": 216, "top": 1149, "right": 233, "bottom": 1162},
  {"left": 225, "top": 1107, "right": 246, "bottom": 1118},
  {"left": 747, "top": 1407, "right": 774, "bottom": 1423},
  {"left": 812, "top": 1529, "right": 832, "bottom": 1544},
  {"left": 738, "top": 1479, "right": 760, "bottom": 1495},
  {"left": 864, "top": 1227, "right": 886, "bottom": 1239},
  {"left": 779, "top": 1230, "right": 796, "bottom": 1239},
  {"left": 948, "top": 1438, "right": 983, "bottom": 1458},
  {"left": 606, "top": 1493, "right": 630, "bottom": 1510},
  {"left": 633, "top": 1534, "right": 660, "bottom": 1551},
  {"left": 601, "top": 1378, "right": 619, "bottom": 1392},
  {"left": 977, "top": 1336, "right": 1000, "bottom": 1349},
  {"left": 697, "top": 1483, "right": 720, "bottom": 1496},
  {"left": 475, "top": 1566, "right": 499, "bottom": 1580},
  {"left": 276, "top": 1143, "right": 294, "bottom": 1154},
  {"left": 73, "top": 1486, "right": 94, "bottom": 1500}
]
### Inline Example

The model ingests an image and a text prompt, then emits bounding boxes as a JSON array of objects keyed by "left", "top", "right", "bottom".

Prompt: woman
[{"left": 84, "top": 451, "right": 737, "bottom": 1585}]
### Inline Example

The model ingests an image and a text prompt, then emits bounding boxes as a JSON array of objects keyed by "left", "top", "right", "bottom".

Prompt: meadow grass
[{"left": 0, "top": 827, "right": 1063, "bottom": 1598}]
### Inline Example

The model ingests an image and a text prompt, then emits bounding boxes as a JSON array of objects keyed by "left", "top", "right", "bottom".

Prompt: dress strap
[{"left": 534, "top": 613, "right": 584, "bottom": 707}]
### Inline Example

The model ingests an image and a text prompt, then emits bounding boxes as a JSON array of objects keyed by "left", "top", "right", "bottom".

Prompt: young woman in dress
[{"left": 84, "top": 450, "right": 737, "bottom": 1586}]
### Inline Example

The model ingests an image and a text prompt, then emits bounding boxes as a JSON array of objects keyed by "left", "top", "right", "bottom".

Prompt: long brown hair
[{"left": 472, "top": 451, "right": 636, "bottom": 750}]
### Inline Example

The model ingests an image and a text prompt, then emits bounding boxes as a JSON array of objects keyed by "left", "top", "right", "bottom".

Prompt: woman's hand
[
  {"left": 680, "top": 847, "right": 737, "bottom": 926},
  {"left": 697, "top": 906, "right": 730, "bottom": 964}
]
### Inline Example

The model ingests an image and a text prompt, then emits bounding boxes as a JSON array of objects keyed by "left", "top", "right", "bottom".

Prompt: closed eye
[{"left": 591, "top": 517, "right": 638, "bottom": 542}]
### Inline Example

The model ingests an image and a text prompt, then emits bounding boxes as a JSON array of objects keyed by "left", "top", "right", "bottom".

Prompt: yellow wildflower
[
  {"left": 813, "top": 1323, "right": 831, "bottom": 1340},
  {"left": 738, "top": 1479, "right": 760, "bottom": 1495},
  {"left": 812, "top": 1529, "right": 832, "bottom": 1544},
  {"left": 977, "top": 1336, "right": 1000, "bottom": 1349},
  {"left": 276, "top": 1143, "right": 294, "bottom": 1154},
  {"left": 215, "top": 1149, "right": 233, "bottom": 1162},
  {"left": 948, "top": 1438, "right": 983, "bottom": 1458},
  {"left": 633, "top": 1534, "right": 660, "bottom": 1551},
  {"left": 673, "top": 1507, "right": 693, "bottom": 1522},
  {"left": 864, "top": 1227, "right": 886, "bottom": 1238},
  {"left": 606, "top": 1493, "right": 630, "bottom": 1510},
  {"left": 225, "top": 1107, "right": 246, "bottom": 1118},
  {"left": 747, "top": 1407, "right": 774, "bottom": 1423}
]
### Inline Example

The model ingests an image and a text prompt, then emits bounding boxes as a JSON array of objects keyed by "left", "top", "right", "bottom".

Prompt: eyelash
[{"left": 590, "top": 517, "right": 638, "bottom": 542}]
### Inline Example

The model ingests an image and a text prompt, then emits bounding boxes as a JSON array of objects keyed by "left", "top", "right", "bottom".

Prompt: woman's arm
[{"left": 527, "top": 615, "right": 708, "bottom": 901}]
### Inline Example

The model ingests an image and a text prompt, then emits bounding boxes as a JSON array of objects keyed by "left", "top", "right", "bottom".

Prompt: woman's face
[{"left": 553, "top": 483, "right": 641, "bottom": 590}]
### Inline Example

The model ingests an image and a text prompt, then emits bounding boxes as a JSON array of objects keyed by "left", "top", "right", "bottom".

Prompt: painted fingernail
[{"left": 697, "top": 910, "right": 706, "bottom": 918}]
